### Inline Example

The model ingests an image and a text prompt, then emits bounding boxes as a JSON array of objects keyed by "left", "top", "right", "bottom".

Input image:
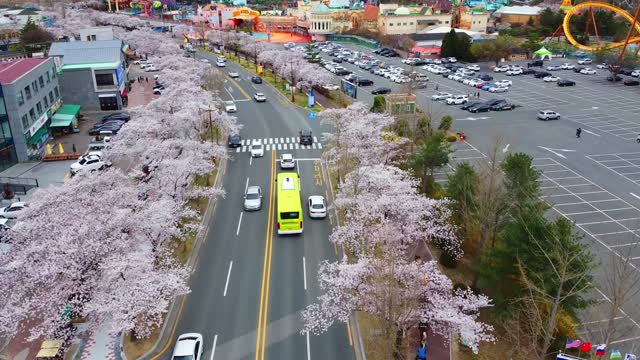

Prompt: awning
[
  {"left": 28, "top": 127, "right": 48, "bottom": 145},
  {"left": 55, "top": 104, "right": 81, "bottom": 117},
  {"left": 50, "top": 114, "right": 73, "bottom": 128}
]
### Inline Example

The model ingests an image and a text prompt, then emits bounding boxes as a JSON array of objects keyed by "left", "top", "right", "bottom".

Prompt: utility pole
[{"left": 200, "top": 105, "right": 218, "bottom": 144}]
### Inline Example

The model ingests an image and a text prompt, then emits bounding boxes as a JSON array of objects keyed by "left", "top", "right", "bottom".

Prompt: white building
[{"left": 79, "top": 27, "right": 115, "bottom": 42}]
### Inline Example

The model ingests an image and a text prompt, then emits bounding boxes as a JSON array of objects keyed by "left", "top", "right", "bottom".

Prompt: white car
[
  {"left": 322, "top": 84, "right": 339, "bottom": 91},
  {"left": 253, "top": 92, "right": 266, "bottom": 102},
  {"left": 224, "top": 101, "right": 237, "bottom": 113},
  {"left": 446, "top": 95, "right": 468, "bottom": 105},
  {"left": 0, "top": 202, "right": 27, "bottom": 219},
  {"left": 70, "top": 155, "right": 111, "bottom": 175},
  {"left": 250, "top": 141, "right": 264, "bottom": 157},
  {"left": 308, "top": 195, "right": 327, "bottom": 219},
  {"left": 466, "top": 64, "right": 481, "bottom": 71},
  {"left": 580, "top": 68, "right": 596, "bottom": 75},
  {"left": 506, "top": 68, "right": 523, "bottom": 76},
  {"left": 561, "top": 63, "right": 576, "bottom": 70},
  {"left": 632, "top": 70, "right": 640, "bottom": 77},
  {"left": 171, "top": 333, "right": 203, "bottom": 360},
  {"left": 578, "top": 58, "right": 592, "bottom": 65},
  {"left": 543, "top": 76, "right": 560, "bottom": 82},
  {"left": 402, "top": 57, "right": 420, "bottom": 64},
  {"left": 447, "top": 57, "right": 457, "bottom": 63},
  {"left": 493, "top": 65, "right": 510, "bottom": 72},
  {"left": 468, "top": 79, "right": 484, "bottom": 87},
  {"left": 546, "top": 65, "right": 562, "bottom": 71},
  {"left": 495, "top": 80, "right": 512, "bottom": 87},
  {"left": 228, "top": 71, "right": 239, "bottom": 78},
  {"left": 431, "top": 92, "right": 452, "bottom": 101},
  {"left": 488, "top": 86, "right": 509, "bottom": 93},
  {"left": 597, "top": 63, "right": 610, "bottom": 69},
  {"left": 139, "top": 63, "right": 153, "bottom": 69},
  {"left": 200, "top": 58, "right": 209, "bottom": 63},
  {"left": 216, "top": 60, "right": 225, "bottom": 67},
  {"left": 449, "top": 74, "right": 463, "bottom": 81},
  {"left": 280, "top": 153, "right": 295, "bottom": 169},
  {"left": 538, "top": 110, "right": 560, "bottom": 120}
]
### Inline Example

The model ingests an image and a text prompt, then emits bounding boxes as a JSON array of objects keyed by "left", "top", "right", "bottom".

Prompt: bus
[{"left": 276, "top": 172, "right": 303, "bottom": 235}]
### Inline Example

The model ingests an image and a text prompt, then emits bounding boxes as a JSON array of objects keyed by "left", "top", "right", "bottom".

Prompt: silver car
[{"left": 244, "top": 186, "right": 262, "bottom": 211}]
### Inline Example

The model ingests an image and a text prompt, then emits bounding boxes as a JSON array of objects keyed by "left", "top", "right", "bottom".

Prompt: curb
[{"left": 120, "top": 155, "right": 228, "bottom": 360}]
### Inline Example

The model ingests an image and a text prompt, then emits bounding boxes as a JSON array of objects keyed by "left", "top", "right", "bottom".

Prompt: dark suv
[
  {"left": 299, "top": 130, "right": 313, "bottom": 145},
  {"left": 527, "top": 59, "right": 544, "bottom": 67},
  {"left": 228, "top": 134, "right": 242, "bottom": 148}
]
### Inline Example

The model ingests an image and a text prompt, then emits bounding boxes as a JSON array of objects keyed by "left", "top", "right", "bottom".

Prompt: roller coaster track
[{"left": 563, "top": 2, "right": 640, "bottom": 51}]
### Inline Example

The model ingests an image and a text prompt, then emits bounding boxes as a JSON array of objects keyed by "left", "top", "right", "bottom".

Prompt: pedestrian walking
[
  {"left": 72, "top": 144, "right": 77, "bottom": 153},
  {"left": 434, "top": 83, "right": 439, "bottom": 91},
  {"left": 636, "top": 133, "right": 640, "bottom": 143},
  {"left": 145, "top": 77, "right": 148, "bottom": 83},
  {"left": 416, "top": 343, "right": 427, "bottom": 360},
  {"left": 576, "top": 128, "right": 582, "bottom": 138}
]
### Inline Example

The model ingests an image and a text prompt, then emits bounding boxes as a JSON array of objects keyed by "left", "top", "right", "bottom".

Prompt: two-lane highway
[{"left": 155, "top": 50, "right": 354, "bottom": 360}]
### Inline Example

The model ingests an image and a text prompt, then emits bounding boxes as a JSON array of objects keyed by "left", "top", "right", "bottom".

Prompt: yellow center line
[
  {"left": 225, "top": 74, "right": 252, "bottom": 101},
  {"left": 255, "top": 151, "right": 276, "bottom": 360},
  {"left": 149, "top": 295, "right": 187, "bottom": 360},
  {"left": 346, "top": 318, "right": 353, "bottom": 346}
]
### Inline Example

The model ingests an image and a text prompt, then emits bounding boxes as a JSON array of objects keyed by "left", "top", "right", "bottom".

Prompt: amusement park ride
[{"left": 551, "top": 0, "right": 640, "bottom": 66}]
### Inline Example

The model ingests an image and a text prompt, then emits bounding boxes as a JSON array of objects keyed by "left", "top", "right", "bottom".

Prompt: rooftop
[
  {"left": 0, "top": 58, "right": 49, "bottom": 84},
  {"left": 493, "top": 5, "right": 544, "bottom": 16},
  {"left": 48, "top": 39, "right": 123, "bottom": 65}
]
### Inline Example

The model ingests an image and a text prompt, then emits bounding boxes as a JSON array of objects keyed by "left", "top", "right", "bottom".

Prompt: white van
[{"left": 414, "top": 73, "right": 429, "bottom": 81}]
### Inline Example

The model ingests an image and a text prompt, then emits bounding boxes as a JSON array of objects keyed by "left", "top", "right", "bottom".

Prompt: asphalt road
[
  {"left": 318, "top": 44, "right": 640, "bottom": 353},
  {"left": 158, "top": 50, "right": 354, "bottom": 360}
]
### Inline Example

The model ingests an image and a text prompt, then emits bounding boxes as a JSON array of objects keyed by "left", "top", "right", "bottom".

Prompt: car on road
[
  {"left": 580, "top": 68, "right": 596, "bottom": 75},
  {"left": 493, "top": 65, "right": 510, "bottom": 72},
  {"left": 299, "top": 130, "right": 313, "bottom": 145},
  {"left": 280, "top": 153, "right": 295, "bottom": 169},
  {"left": 624, "top": 79, "right": 640, "bottom": 86},
  {"left": 102, "top": 113, "right": 130, "bottom": 122},
  {"left": 216, "top": 60, "right": 225, "bottom": 67},
  {"left": 227, "top": 134, "right": 242, "bottom": 148},
  {"left": 546, "top": 65, "right": 562, "bottom": 71},
  {"left": 251, "top": 76, "right": 263, "bottom": 84},
  {"left": 495, "top": 80, "right": 512, "bottom": 87},
  {"left": 228, "top": 71, "right": 239, "bottom": 78},
  {"left": 466, "top": 64, "right": 481, "bottom": 71},
  {"left": 371, "top": 87, "right": 391, "bottom": 95},
  {"left": 491, "top": 102, "right": 516, "bottom": 111},
  {"left": 578, "top": 58, "right": 592, "bottom": 65},
  {"left": 253, "top": 92, "right": 266, "bottom": 102},
  {"left": 446, "top": 95, "right": 468, "bottom": 105},
  {"left": 557, "top": 79, "right": 576, "bottom": 87},
  {"left": 0, "top": 202, "right": 27, "bottom": 219},
  {"left": 224, "top": 101, "right": 237, "bottom": 113},
  {"left": 431, "top": 92, "right": 452, "bottom": 100},
  {"left": 488, "top": 86, "right": 508, "bottom": 93},
  {"left": 308, "top": 195, "right": 327, "bottom": 219},
  {"left": 70, "top": 154, "right": 111, "bottom": 175},
  {"left": 250, "top": 141, "right": 264, "bottom": 157},
  {"left": 537, "top": 110, "right": 560, "bottom": 121},
  {"left": 543, "top": 75, "right": 560, "bottom": 82},
  {"left": 322, "top": 84, "right": 339, "bottom": 91},
  {"left": 506, "top": 68, "right": 523, "bottom": 76},
  {"left": 561, "top": 63, "right": 576, "bottom": 70},
  {"left": 171, "top": 333, "right": 203, "bottom": 360},
  {"left": 243, "top": 186, "right": 263, "bottom": 211},
  {"left": 413, "top": 82, "right": 428, "bottom": 89}
]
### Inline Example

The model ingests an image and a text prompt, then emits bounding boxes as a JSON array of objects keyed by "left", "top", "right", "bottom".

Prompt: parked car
[
  {"left": 466, "top": 64, "right": 481, "bottom": 71},
  {"left": 573, "top": 66, "right": 585, "bottom": 73},
  {"left": 243, "top": 186, "right": 263, "bottom": 211},
  {"left": 493, "top": 65, "right": 509, "bottom": 72},
  {"left": 527, "top": 59, "right": 544, "bottom": 67},
  {"left": 371, "top": 87, "right": 391, "bottom": 95},
  {"left": 495, "top": 80, "right": 512, "bottom": 87},
  {"left": 632, "top": 70, "right": 640, "bottom": 77},
  {"left": 446, "top": 95, "right": 468, "bottom": 105},
  {"left": 597, "top": 63, "right": 610, "bottom": 69},
  {"left": 468, "top": 102, "right": 493, "bottom": 113},
  {"left": 578, "top": 58, "right": 592, "bottom": 65},
  {"left": 308, "top": 195, "right": 327, "bottom": 218},
  {"left": 299, "top": 130, "right": 313, "bottom": 145},
  {"left": 431, "top": 92, "right": 452, "bottom": 100},
  {"left": 171, "top": 333, "right": 203, "bottom": 360},
  {"left": 224, "top": 101, "right": 237, "bottom": 113},
  {"left": 0, "top": 202, "right": 27, "bottom": 219},
  {"left": 607, "top": 74, "right": 623, "bottom": 82},
  {"left": 251, "top": 76, "right": 263, "bottom": 84},
  {"left": 70, "top": 154, "right": 111, "bottom": 175},
  {"left": 537, "top": 110, "right": 560, "bottom": 120},
  {"left": 323, "top": 84, "right": 339, "bottom": 91},
  {"left": 506, "top": 68, "right": 523, "bottom": 76},
  {"left": 491, "top": 102, "right": 516, "bottom": 111},
  {"left": 356, "top": 78, "right": 374, "bottom": 86},
  {"left": 460, "top": 101, "right": 482, "bottom": 110},
  {"left": 488, "top": 86, "right": 508, "bottom": 93},
  {"left": 145, "top": 66, "right": 159, "bottom": 72},
  {"left": 557, "top": 79, "right": 576, "bottom": 87},
  {"left": 534, "top": 71, "right": 552, "bottom": 78},
  {"left": 250, "top": 141, "right": 264, "bottom": 157},
  {"left": 88, "top": 121, "right": 124, "bottom": 136},
  {"left": 543, "top": 75, "right": 560, "bottom": 82},
  {"left": 561, "top": 63, "right": 576, "bottom": 70},
  {"left": 546, "top": 65, "right": 562, "bottom": 71},
  {"left": 624, "top": 79, "right": 640, "bottom": 86},
  {"left": 102, "top": 113, "right": 130, "bottom": 122},
  {"left": 580, "top": 68, "right": 596, "bottom": 75},
  {"left": 228, "top": 134, "right": 242, "bottom": 148},
  {"left": 478, "top": 74, "right": 493, "bottom": 81},
  {"left": 253, "top": 92, "right": 267, "bottom": 102}
]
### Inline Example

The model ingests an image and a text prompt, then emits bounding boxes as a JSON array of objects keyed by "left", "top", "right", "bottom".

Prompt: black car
[
  {"left": 371, "top": 87, "right": 391, "bottom": 95},
  {"left": 299, "top": 130, "right": 313, "bottom": 145},
  {"left": 89, "top": 123, "right": 123, "bottom": 136},
  {"left": 153, "top": 84, "right": 165, "bottom": 91},
  {"left": 373, "top": 48, "right": 390, "bottom": 54},
  {"left": 620, "top": 68, "right": 635, "bottom": 76},
  {"left": 478, "top": 74, "right": 493, "bottom": 81},
  {"left": 251, "top": 76, "right": 263, "bottom": 84},
  {"left": 102, "top": 112, "right": 130, "bottom": 122},
  {"left": 460, "top": 101, "right": 482, "bottom": 110},
  {"left": 624, "top": 79, "right": 640, "bottom": 86},
  {"left": 573, "top": 66, "right": 585, "bottom": 73},
  {"left": 607, "top": 75, "right": 623, "bottom": 82},
  {"left": 491, "top": 102, "right": 515, "bottom": 111},
  {"left": 357, "top": 78, "right": 374, "bottom": 86},
  {"left": 534, "top": 71, "right": 551, "bottom": 78},
  {"left": 557, "top": 79, "right": 576, "bottom": 87},
  {"left": 468, "top": 103, "right": 492, "bottom": 113},
  {"left": 522, "top": 69, "right": 536, "bottom": 75},
  {"left": 527, "top": 59, "right": 544, "bottom": 67},
  {"left": 227, "top": 134, "right": 242, "bottom": 148},
  {"left": 484, "top": 99, "right": 506, "bottom": 107},
  {"left": 333, "top": 57, "right": 343, "bottom": 63}
]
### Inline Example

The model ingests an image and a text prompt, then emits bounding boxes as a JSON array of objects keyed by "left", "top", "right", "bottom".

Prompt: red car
[{"left": 475, "top": 82, "right": 489, "bottom": 88}]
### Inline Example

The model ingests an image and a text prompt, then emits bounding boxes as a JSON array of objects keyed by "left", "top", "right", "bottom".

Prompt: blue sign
[
  {"left": 116, "top": 64, "right": 124, "bottom": 87},
  {"left": 307, "top": 89, "right": 315, "bottom": 108},
  {"left": 309, "top": 112, "right": 316, "bottom": 120}
]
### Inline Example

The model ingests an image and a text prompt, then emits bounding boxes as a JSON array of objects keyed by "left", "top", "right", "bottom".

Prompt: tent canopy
[
  {"left": 534, "top": 46, "right": 552, "bottom": 56},
  {"left": 50, "top": 104, "right": 80, "bottom": 128}
]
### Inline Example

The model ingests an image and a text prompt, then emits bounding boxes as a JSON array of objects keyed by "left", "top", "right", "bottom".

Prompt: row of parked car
[{"left": 432, "top": 95, "right": 516, "bottom": 112}]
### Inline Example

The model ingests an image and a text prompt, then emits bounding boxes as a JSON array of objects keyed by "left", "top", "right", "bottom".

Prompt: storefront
[
  {"left": 26, "top": 112, "right": 50, "bottom": 151},
  {"left": 49, "top": 104, "right": 81, "bottom": 135}
]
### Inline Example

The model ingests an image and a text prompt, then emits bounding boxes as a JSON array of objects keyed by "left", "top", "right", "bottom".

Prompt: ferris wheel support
[{"left": 617, "top": 5, "right": 640, "bottom": 64}]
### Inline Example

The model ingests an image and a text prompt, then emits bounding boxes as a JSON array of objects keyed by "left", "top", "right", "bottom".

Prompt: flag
[
  {"left": 566, "top": 339, "right": 582, "bottom": 349},
  {"left": 580, "top": 342, "right": 592, "bottom": 353},
  {"left": 610, "top": 350, "right": 622, "bottom": 359},
  {"left": 596, "top": 344, "right": 607, "bottom": 356}
]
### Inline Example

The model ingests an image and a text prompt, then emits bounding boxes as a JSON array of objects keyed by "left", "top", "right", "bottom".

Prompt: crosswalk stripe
[
  {"left": 286, "top": 137, "right": 290, "bottom": 143},
  {"left": 269, "top": 138, "right": 273, "bottom": 144},
  {"left": 266, "top": 144, "right": 271, "bottom": 151},
  {"left": 318, "top": 143, "right": 323, "bottom": 149},
  {"left": 278, "top": 144, "right": 281, "bottom": 150},
  {"left": 295, "top": 144, "right": 299, "bottom": 150},
  {"left": 312, "top": 143, "right": 317, "bottom": 149},
  {"left": 263, "top": 138, "right": 267, "bottom": 144},
  {"left": 313, "top": 136, "right": 318, "bottom": 143},
  {"left": 280, "top": 137, "right": 284, "bottom": 143},
  {"left": 242, "top": 146, "right": 247, "bottom": 152},
  {"left": 236, "top": 147, "right": 241, "bottom": 152}
]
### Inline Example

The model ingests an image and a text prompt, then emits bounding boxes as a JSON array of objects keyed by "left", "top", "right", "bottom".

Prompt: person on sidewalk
[{"left": 416, "top": 343, "right": 427, "bottom": 360}]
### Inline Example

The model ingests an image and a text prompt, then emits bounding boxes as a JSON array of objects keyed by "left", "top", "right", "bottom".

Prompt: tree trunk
[
  {"left": 539, "top": 279, "right": 563, "bottom": 359},
  {"left": 394, "top": 329, "right": 404, "bottom": 360}
]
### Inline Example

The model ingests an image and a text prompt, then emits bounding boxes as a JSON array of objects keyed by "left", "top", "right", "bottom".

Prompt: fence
[
  {"left": 327, "top": 34, "right": 379, "bottom": 49},
  {"left": 0, "top": 177, "right": 39, "bottom": 195}
]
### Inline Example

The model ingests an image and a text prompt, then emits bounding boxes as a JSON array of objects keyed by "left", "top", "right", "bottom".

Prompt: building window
[
  {"left": 29, "top": 108, "right": 36, "bottom": 122},
  {"left": 21, "top": 114, "right": 28, "bottom": 129},
  {"left": 410, "top": 22, "right": 414, "bottom": 25},
  {"left": 24, "top": 86, "right": 31, "bottom": 100},
  {"left": 54, "top": 86, "right": 59, "bottom": 99},
  {"left": 17, "top": 91, "right": 24, "bottom": 106},
  {"left": 95, "top": 73, "right": 115, "bottom": 87},
  {"left": 38, "top": 75, "right": 44, "bottom": 88},
  {"left": 51, "top": 67, "right": 56, "bottom": 78},
  {"left": 389, "top": 23, "right": 393, "bottom": 26},
  {"left": 36, "top": 102, "right": 42, "bottom": 115},
  {"left": 45, "top": 71, "right": 50, "bottom": 83},
  {"left": 32, "top": 80, "right": 38, "bottom": 94},
  {"left": 445, "top": 20, "right": 449, "bottom": 24},
  {"left": 43, "top": 96, "right": 48, "bottom": 108},
  {"left": 49, "top": 91, "right": 54, "bottom": 104},
  {"left": 403, "top": 22, "right": 407, "bottom": 26}
]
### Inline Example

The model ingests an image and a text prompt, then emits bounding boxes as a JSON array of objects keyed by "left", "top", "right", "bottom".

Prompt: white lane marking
[
  {"left": 582, "top": 129, "right": 601, "bottom": 137},
  {"left": 303, "top": 256, "right": 307, "bottom": 290},
  {"left": 245, "top": 177, "right": 250, "bottom": 193},
  {"left": 249, "top": 156, "right": 253, "bottom": 166},
  {"left": 210, "top": 334, "right": 218, "bottom": 360},
  {"left": 318, "top": 143, "right": 323, "bottom": 149},
  {"left": 631, "top": 192, "right": 640, "bottom": 201},
  {"left": 502, "top": 144, "right": 510, "bottom": 153},
  {"left": 306, "top": 331, "right": 311, "bottom": 360},
  {"left": 236, "top": 147, "right": 241, "bottom": 153},
  {"left": 236, "top": 212, "right": 243, "bottom": 236},
  {"left": 538, "top": 146, "right": 576, "bottom": 159},
  {"left": 224, "top": 261, "right": 233, "bottom": 296}
]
